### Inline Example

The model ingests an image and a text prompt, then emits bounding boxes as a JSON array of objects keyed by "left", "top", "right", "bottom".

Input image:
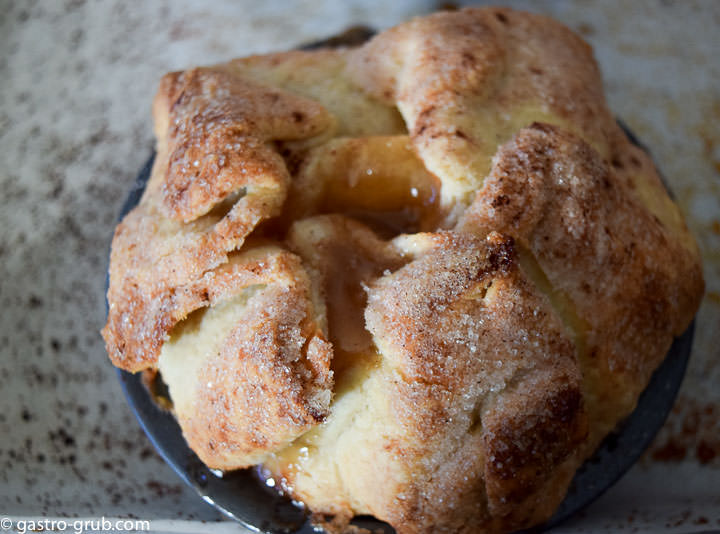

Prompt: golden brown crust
[
  {"left": 103, "top": 6, "right": 704, "bottom": 534},
  {"left": 481, "top": 371, "right": 588, "bottom": 517},
  {"left": 170, "top": 246, "right": 333, "bottom": 469},
  {"left": 103, "top": 67, "right": 331, "bottom": 371},
  {"left": 348, "top": 7, "right": 619, "bottom": 219},
  {"left": 225, "top": 49, "right": 407, "bottom": 138},
  {"left": 459, "top": 122, "right": 704, "bottom": 443},
  {"left": 361, "top": 232, "right": 588, "bottom": 532},
  {"left": 154, "top": 67, "right": 331, "bottom": 221}
]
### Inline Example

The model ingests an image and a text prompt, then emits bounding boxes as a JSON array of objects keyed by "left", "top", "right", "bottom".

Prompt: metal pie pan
[{"left": 110, "top": 29, "right": 695, "bottom": 534}]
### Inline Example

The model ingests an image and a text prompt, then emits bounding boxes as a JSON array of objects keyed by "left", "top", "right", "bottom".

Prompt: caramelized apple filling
[{"left": 286, "top": 136, "right": 442, "bottom": 237}]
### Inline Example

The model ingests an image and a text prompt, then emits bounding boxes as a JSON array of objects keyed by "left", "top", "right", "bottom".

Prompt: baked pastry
[{"left": 103, "top": 7, "right": 704, "bottom": 533}]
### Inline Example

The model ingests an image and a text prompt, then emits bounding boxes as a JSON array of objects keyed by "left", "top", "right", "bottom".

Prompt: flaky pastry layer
[{"left": 103, "top": 7, "right": 703, "bottom": 534}]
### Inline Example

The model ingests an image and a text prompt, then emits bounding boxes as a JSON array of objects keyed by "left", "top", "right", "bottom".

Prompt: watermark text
[{"left": 1, "top": 517, "right": 150, "bottom": 534}]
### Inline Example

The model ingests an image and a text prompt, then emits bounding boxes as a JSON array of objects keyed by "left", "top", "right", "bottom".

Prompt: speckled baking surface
[{"left": 0, "top": 0, "right": 718, "bottom": 532}]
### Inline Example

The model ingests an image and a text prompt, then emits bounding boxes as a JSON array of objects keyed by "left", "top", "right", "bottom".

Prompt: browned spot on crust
[{"left": 482, "top": 376, "right": 588, "bottom": 515}]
